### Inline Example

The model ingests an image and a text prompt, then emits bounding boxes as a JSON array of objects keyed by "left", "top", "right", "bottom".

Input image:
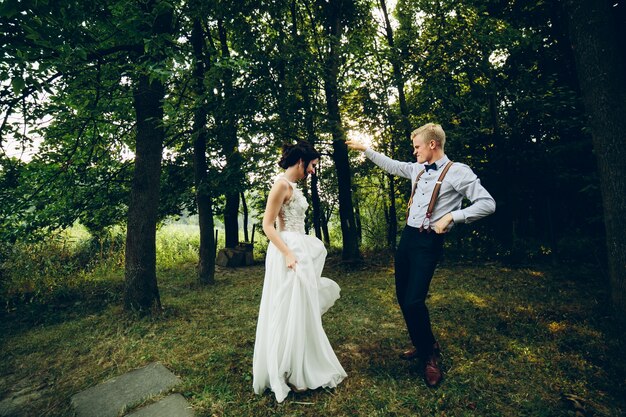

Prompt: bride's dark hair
[{"left": 278, "top": 140, "right": 321, "bottom": 169}]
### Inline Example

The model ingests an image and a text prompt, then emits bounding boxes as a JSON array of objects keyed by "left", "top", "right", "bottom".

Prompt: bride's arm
[{"left": 262, "top": 180, "right": 298, "bottom": 270}]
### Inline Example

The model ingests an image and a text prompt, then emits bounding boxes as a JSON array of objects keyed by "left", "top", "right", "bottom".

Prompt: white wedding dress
[{"left": 252, "top": 175, "right": 347, "bottom": 403}]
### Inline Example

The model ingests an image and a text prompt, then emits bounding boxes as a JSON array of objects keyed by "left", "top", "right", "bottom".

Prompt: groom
[{"left": 346, "top": 123, "right": 495, "bottom": 387}]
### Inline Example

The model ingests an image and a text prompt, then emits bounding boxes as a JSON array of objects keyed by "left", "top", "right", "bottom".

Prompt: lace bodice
[{"left": 276, "top": 175, "right": 308, "bottom": 234}]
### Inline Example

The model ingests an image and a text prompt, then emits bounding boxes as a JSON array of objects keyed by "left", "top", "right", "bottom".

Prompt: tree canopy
[{"left": 2, "top": 0, "right": 624, "bottom": 317}]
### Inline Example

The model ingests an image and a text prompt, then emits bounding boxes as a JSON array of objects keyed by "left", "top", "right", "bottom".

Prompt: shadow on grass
[
  {"left": 0, "top": 279, "right": 124, "bottom": 336},
  {"left": 0, "top": 258, "right": 255, "bottom": 337},
  {"left": 430, "top": 265, "right": 626, "bottom": 416},
  {"left": 353, "top": 337, "right": 419, "bottom": 380}
]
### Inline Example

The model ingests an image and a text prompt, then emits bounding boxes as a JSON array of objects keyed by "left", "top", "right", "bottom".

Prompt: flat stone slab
[
  {"left": 125, "top": 394, "right": 193, "bottom": 417},
  {"left": 71, "top": 362, "right": 181, "bottom": 417}
]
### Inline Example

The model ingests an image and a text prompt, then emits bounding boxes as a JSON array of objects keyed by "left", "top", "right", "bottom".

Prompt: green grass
[{"left": 0, "top": 227, "right": 624, "bottom": 416}]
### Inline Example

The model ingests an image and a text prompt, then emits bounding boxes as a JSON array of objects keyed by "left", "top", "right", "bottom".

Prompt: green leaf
[
  {"left": 0, "top": 2, "right": 19, "bottom": 18},
  {"left": 11, "top": 77, "right": 25, "bottom": 94},
  {"left": 76, "top": 48, "right": 88, "bottom": 60}
]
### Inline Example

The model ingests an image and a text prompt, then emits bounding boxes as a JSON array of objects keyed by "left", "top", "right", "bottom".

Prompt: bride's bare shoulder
[{"left": 269, "top": 177, "right": 293, "bottom": 203}]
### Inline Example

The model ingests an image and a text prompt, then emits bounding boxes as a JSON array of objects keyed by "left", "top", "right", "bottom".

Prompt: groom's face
[{"left": 412, "top": 135, "right": 434, "bottom": 164}]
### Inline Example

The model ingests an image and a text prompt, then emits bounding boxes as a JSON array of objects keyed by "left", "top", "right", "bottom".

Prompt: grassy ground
[{"left": 1, "top": 228, "right": 625, "bottom": 416}]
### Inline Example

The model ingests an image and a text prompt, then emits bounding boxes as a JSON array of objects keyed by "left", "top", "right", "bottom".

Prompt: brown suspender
[
  {"left": 406, "top": 170, "right": 426, "bottom": 221},
  {"left": 424, "top": 161, "right": 454, "bottom": 228},
  {"left": 405, "top": 161, "right": 454, "bottom": 229}
]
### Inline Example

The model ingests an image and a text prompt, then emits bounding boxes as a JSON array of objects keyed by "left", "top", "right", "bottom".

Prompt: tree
[
  {"left": 378, "top": 0, "right": 411, "bottom": 143},
  {"left": 314, "top": 0, "right": 364, "bottom": 261},
  {"left": 215, "top": 17, "right": 244, "bottom": 249},
  {"left": 0, "top": 0, "right": 137, "bottom": 242},
  {"left": 190, "top": 15, "right": 216, "bottom": 284},
  {"left": 564, "top": 0, "right": 626, "bottom": 319},
  {"left": 290, "top": 0, "right": 325, "bottom": 241},
  {"left": 377, "top": 0, "right": 407, "bottom": 249},
  {"left": 124, "top": 0, "right": 175, "bottom": 313}
]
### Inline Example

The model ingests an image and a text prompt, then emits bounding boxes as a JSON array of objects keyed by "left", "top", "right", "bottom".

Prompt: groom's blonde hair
[{"left": 411, "top": 123, "right": 446, "bottom": 150}]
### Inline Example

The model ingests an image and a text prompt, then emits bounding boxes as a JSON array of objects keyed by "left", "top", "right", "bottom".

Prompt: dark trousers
[{"left": 394, "top": 225, "right": 445, "bottom": 358}]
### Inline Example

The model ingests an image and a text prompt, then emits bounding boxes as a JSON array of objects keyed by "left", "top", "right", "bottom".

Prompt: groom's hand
[
  {"left": 433, "top": 213, "right": 454, "bottom": 234},
  {"left": 345, "top": 139, "right": 367, "bottom": 152}
]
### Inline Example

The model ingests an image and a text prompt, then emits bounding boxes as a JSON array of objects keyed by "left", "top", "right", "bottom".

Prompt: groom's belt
[{"left": 405, "top": 224, "right": 441, "bottom": 234}]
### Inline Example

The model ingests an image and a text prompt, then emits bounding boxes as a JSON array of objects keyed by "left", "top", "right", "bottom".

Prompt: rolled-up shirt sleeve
[
  {"left": 450, "top": 166, "right": 496, "bottom": 224},
  {"left": 364, "top": 148, "right": 414, "bottom": 180}
]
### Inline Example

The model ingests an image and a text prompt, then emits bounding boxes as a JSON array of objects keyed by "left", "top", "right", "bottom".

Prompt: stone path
[
  {"left": 71, "top": 362, "right": 192, "bottom": 417},
  {"left": 125, "top": 394, "right": 193, "bottom": 417}
]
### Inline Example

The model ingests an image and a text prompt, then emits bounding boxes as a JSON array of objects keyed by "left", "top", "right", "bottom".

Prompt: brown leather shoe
[
  {"left": 399, "top": 342, "right": 441, "bottom": 361},
  {"left": 399, "top": 347, "right": 419, "bottom": 360},
  {"left": 424, "top": 355, "right": 442, "bottom": 387}
]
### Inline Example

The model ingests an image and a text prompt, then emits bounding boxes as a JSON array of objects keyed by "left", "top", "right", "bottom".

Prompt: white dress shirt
[{"left": 364, "top": 148, "right": 496, "bottom": 229}]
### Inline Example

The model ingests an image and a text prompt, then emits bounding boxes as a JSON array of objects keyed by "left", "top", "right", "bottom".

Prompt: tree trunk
[
  {"left": 379, "top": 0, "right": 412, "bottom": 143},
  {"left": 241, "top": 191, "right": 249, "bottom": 242},
  {"left": 323, "top": 2, "right": 360, "bottom": 261},
  {"left": 327, "top": 99, "right": 360, "bottom": 261},
  {"left": 353, "top": 190, "right": 362, "bottom": 245},
  {"left": 217, "top": 19, "right": 242, "bottom": 249},
  {"left": 124, "top": 74, "right": 164, "bottom": 313},
  {"left": 565, "top": 0, "right": 626, "bottom": 319},
  {"left": 303, "top": 73, "right": 323, "bottom": 240},
  {"left": 224, "top": 190, "right": 240, "bottom": 247},
  {"left": 275, "top": 21, "right": 293, "bottom": 143},
  {"left": 311, "top": 173, "right": 322, "bottom": 240},
  {"left": 387, "top": 173, "right": 397, "bottom": 250},
  {"left": 291, "top": 0, "right": 323, "bottom": 241},
  {"left": 321, "top": 208, "right": 331, "bottom": 246},
  {"left": 302, "top": 64, "right": 323, "bottom": 241},
  {"left": 191, "top": 17, "right": 215, "bottom": 285},
  {"left": 378, "top": 0, "right": 404, "bottom": 250},
  {"left": 301, "top": 180, "right": 312, "bottom": 234},
  {"left": 123, "top": 1, "right": 172, "bottom": 313}
]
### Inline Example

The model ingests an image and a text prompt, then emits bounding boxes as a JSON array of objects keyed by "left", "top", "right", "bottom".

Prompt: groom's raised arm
[{"left": 346, "top": 139, "right": 414, "bottom": 180}]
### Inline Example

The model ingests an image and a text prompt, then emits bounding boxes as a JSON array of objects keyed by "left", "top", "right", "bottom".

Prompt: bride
[{"left": 252, "top": 140, "right": 347, "bottom": 403}]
